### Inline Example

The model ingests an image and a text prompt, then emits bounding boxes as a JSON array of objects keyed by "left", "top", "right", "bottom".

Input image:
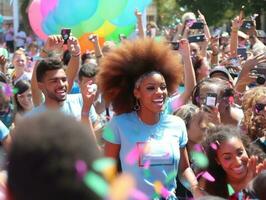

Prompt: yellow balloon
[{"left": 94, "top": 21, "right": 116, "bottom": 38}]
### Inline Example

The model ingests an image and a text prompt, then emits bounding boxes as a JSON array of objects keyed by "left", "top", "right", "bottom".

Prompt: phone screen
[
  {"left": 61, "top": 28, "right": 71, "bottom": 44},
  {"left": 205, "top": 93, "right": 217, "bottom": 107},
  {"left": 189, "top": 22, "right": 204, "bottom": 29},
  {"left": 237, "top": 47, "right": 247, "bottom": 60}
]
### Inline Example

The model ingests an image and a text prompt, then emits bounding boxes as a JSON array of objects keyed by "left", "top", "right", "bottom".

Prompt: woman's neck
[{"left": 137, "top": 110, "right": 160, "bottom": 125}]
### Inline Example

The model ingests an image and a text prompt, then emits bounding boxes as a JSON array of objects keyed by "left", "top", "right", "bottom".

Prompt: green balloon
[
  {"left": 81, "top": 10, "right": 104, "bottom": 33},
  {"left": 98, "top": 0, "right": 128, "bottom": 20},
  {"left": 71, "top": 24, "right": 84, "bottom": 38},
  {"left": 105, "top": 25, "right": 134, "bottom": 43}
]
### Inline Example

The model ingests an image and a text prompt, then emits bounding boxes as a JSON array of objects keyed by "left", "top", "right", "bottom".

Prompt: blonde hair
[{"left": 242, "top": 86, "right": 266, "bottom": 140}]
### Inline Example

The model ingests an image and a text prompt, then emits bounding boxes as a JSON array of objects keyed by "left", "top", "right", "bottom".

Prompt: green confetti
[
  {"left": 165, "top": 170, "right": 177, "bottom": 184},
  {"left": 92, "top": 157, "right": 116, "bottom": 173},
  {"left": 144, "top": 169, "right": 151, "bottom": 178},
  {"left": 227, "top": 184, "right": 235, "bottom": 196},
  {"left": 103, "top": 126, "right": 115, "bottom": 142},
  {"left": 83, "top": 172, "right": 109, "bottom": 198},
  {"left": 190, "top": 151, "right": 209, "bottom": 169},
  {"left": 13, "top": 87, "right": 18, "bottom": 94}
]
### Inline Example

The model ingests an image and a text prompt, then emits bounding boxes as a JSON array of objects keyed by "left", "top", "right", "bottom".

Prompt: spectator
[{"left": 7, "top": 111, "right": 102, "bottom": 200}]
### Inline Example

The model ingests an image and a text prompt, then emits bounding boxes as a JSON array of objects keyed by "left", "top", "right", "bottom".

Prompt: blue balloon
[
  {"left": 42, "top": 13, "right": 60, "bottom": 35},
  {"left": 110, "top": 0, "right": 152, "bottom": 26},
  {"left": 53, "top": 0, "right": 99, "bottom": 27}
]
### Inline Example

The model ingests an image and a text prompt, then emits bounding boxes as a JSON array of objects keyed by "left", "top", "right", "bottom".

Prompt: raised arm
[
  {"left": 88, "top": 34, "right": 103, "bottom": 64},
  {"left": 31, "top": 35, "right": 64, "bottom": 106},
  {"left": 198, "top": 10, "right": 211, "bottom": 41},
  {"left": 135, "top": 9, "right": 145, "bottom": 38},
  {"left": 66, "top": 36, "right": 81, "bottom": 93},
  {"left": 179, "top": 39, "right": 196, "bottom": 105},
  {"left": 230, "top": 16, "right": 243, "bottom": 57}
]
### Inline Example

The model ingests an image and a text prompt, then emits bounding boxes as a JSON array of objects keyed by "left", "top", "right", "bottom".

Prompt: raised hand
[{"left": 67, "top": 36, "right": 81, "bottom": 57}]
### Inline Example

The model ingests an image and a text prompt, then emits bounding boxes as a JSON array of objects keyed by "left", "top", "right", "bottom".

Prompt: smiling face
[
  {"left": 38, "top": 69, "right": 68, "bottom": 103},
  {"left": 134, "top": 72, "right": 168, "bottom": 116},
  {"left": 16, "top": 88, "right": 33, "bottom": 111},
  {"left": 216, "top": 137, "right": 249, "bottom": 183}
]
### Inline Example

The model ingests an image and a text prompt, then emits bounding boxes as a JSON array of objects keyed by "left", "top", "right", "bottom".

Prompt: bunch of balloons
[{"left": 28, "top": 0, "right": 152, "bottom": 52}]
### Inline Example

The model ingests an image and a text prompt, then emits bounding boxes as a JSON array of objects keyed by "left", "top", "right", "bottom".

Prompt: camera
[
  {"left": 241, "top": 20, "right": 254, "bottom": 30},
  {"left": 250, "top": 67, "right": 266, "bottom": 85},
  {"left": 188, "top": 34, "right": 205, "bottom": 43},
  {"left": 189, "top": 21, "right": 204, "bottom": 29},
  {"left": 61, "top": 28, "right": 71, "bottom": 44},
  {"left": 171, "top": 42, "right": 179, "bottom": 50}
]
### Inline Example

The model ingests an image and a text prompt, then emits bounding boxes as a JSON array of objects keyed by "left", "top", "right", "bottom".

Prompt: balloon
[
  {"left": 98, "top": 0, "right": 127, "bottom": 20},
  {"left": 40, "top": 0, "right": 58, "bottom": 17},
  {"left": 94, "top": 21, "right": 116, "bottom": 38},
  {"left": 42, "top": 12, "right": 60, "bottom": 35},
  {"left": 28, "top": 0, "right": 48, "bottom": 40},
  {"left": 111, "top": 0, "right": 152, "bottom": 26},
  {"left": 78, "top": 33, "right": 105, "bottom": 53},
  {"left": 80, "top": 10, "right": 104, "bottom": 33},
  {"left": 53, "top": 0, "right": 99, "bottom": 27}
]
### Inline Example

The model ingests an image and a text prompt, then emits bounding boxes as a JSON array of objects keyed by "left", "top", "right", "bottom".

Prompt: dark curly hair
[
  {"left": 96, "top": 38, "right": 182, "bottom": 114},
  {"left": 201, "top": 125, "right": 265, "bottom": 198}
]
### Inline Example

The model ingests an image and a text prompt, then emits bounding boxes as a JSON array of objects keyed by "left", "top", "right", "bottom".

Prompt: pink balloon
[
  {"left": 40, "top": 0, "right": 58, "bottom": 17},
  {"left": 28, "top": 0, "right": 47, "bottom": 40}
]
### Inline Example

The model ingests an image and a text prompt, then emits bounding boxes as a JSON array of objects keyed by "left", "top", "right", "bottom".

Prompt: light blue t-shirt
[
  {"left": 25, "top": 94, "right": 98, "bottom": 123},
  {"left": 0, "top": 120, "right": 9, "bottom": 141},
  {"left": 103, "top": 111, "right": 188, "bottom": 198}
]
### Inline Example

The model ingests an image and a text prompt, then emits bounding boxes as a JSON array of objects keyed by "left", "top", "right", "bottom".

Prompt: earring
[{"left": 134, "top": 99, "right": 140, "bottom": 111}]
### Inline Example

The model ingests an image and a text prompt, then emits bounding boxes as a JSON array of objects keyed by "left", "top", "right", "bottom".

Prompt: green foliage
[{"left": 176, "top": 0, "right": 266, "bottom": 26}]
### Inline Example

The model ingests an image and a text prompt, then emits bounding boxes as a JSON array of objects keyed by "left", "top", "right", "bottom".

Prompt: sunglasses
[{"left": 255, "top": 103, "right": 266, "bottom": 113}]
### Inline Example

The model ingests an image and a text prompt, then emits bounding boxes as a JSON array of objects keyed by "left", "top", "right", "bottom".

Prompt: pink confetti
[
  {"left": 210, "top": 143, "right": 218, "bottom": 150},
  {"left": 161, "top": 187, "right": 171, "bottom": 198},
  {"left": 130, "top": 188, "right": 149, "bottom": 200},
  {"left": 143, "top": 160, "right": 150, "bottom": 169},
  {"left": 75, "top": 160, "right": 87, "bottom": 178},
  {"left": 2, "top": 84, "right": 13, "bottom": 97},
  {"left": 197, "top": 171, "right": 215, "bottom": 182},
  {"left": 193, "top": 144, "right": 203, "bottom": 152},
  {"left": 125, "top": 145, "right": 140, "bottom": 165}
]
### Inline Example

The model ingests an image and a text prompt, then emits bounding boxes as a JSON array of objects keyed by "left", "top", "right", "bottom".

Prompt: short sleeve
[
  {"left": 0, "top": 121, "right": 9, "bottom": 141},
  {"left": 178, "top": 118, "right": 188, "bottom": 148},
  {"left": 102, "top": 117, "right": 121, "bottom": 144},
  {"left": 88, "top": 105, "right": 98, "bottom": 124}
]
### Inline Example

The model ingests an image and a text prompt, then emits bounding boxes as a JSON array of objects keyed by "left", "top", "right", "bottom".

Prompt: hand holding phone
[
  {"left": 61, "top": 28, "right": 71, "bottom": 44},
  {"left": 188, "top": 34, "right": 205, "bottom": 43},
  {"left": 205, "top": 93, "right": 217, "bottom": 108}
]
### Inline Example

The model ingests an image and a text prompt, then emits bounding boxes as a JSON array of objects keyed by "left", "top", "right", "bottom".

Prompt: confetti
[
  {"left": 92, "top": 157, "right": 117, "bottom": 181},
  {"left": 84, "top": 172, "right": 109, "bottom": 198},
  {"left": 75, "top": 160, "right": 87, "bottom": 178},
  {"left": 153, "top": 181, "right": 171, "bottom": 199},
  {"left": 190, "top": 151, "right": 209, "bottom": 169},
  {"left": 227, "top": 184, "right": 235, "bottom": 196},
  {"left": 165, "top": 170, "right": 177, "bottom": 184},
  {"left": 13, "top": 87, "right": 18, "bottom": 94},
  {"left": 2, "top": 84, "right": 13, "bottom": 97},
  {"left": 197, "top": 171, "right": 215, "bottom": 182},
  {"left": 103, "top": 126, "right": 115, "bottom": 142},
  {"left": 108, "top": 173, "right": 135, "bottom": 200},
  {"left": 210, "top": 143, "right": 218, "bottom": 150},
  {"left": 130, "top": 188, "right": 149, "bottom": 200},
  {"left": 125, "top": 145, "right": 140, "bottom": 165}
]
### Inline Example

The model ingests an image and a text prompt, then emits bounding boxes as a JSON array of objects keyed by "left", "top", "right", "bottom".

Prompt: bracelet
[
  {"left": 96, "top": 55, "right": 102, "bottom": 58},
  {"left": 71, "top": 52, "right": 81, "bottom": 57}
]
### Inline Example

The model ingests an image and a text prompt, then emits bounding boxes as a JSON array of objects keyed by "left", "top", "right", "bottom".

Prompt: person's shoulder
[
  {"left": 110, "top": 112, "right": 135, "bottom": 123},
  {"left": 24, "top": 104, "right": 46, "bottom": 118}
]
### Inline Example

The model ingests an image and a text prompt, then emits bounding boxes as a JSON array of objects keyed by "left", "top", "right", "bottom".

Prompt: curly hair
[
  {"left": 96, "top": 38, "right": 182, "bottom": 114},
  {"left": 242, "top": 86, "right": 266, "bottom": 140}
]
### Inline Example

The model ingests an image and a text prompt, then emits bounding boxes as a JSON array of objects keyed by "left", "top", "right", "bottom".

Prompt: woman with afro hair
[{"left": 97, "top": 38, "right": 205, "bottom": 199}]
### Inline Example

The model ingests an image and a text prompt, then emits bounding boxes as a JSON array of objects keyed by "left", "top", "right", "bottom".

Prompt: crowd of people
[{"left": 0, "top": 8, "right": 265, "bottom": 200}]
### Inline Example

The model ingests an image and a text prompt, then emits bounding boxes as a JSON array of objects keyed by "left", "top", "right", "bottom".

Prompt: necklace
[{"left": 135, "top": 112, "right": 164, "bottom": 140}]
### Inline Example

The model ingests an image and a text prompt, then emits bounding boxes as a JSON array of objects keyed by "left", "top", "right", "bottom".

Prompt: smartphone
[
  {"left": 189, "top": 21, "right": 204, "bottom": 29},
  {"left": 205, "top": 93, "right": 217, "bottom": 107},
  {"left": 171, "top": 41, "right": 179, "bottom": 50},
  {"left": 241, "top": 20, "right": 254, "bottom": 30},
  {"left": 188, "top": 34, "right": 205, "bottom": 43},
  {"left": 237, "top": 47, "right": 247, "bottom": 60},
  {"left": 61, "top": 28, "right": 71, "bottom": 44}
]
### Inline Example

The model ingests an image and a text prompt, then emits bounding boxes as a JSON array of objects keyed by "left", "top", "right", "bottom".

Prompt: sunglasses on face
[{"left": 255, "top": 103, "right": 266, "bottom": 113}]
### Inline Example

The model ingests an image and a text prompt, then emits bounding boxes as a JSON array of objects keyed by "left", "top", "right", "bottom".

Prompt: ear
[
  {"left": 133, "top": 87, "right": 140, "bottom": 99},
  {"left": 37, "top": 82, "right": 44, "bottom": 90}
]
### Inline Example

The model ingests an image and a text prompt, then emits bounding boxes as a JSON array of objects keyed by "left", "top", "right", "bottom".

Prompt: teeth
[
  {"left": 233, "top": 165, "right": 244, "bottom": 173},
  {"left": 153, "top": 99, "right": 163, "bottom": 103}
]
